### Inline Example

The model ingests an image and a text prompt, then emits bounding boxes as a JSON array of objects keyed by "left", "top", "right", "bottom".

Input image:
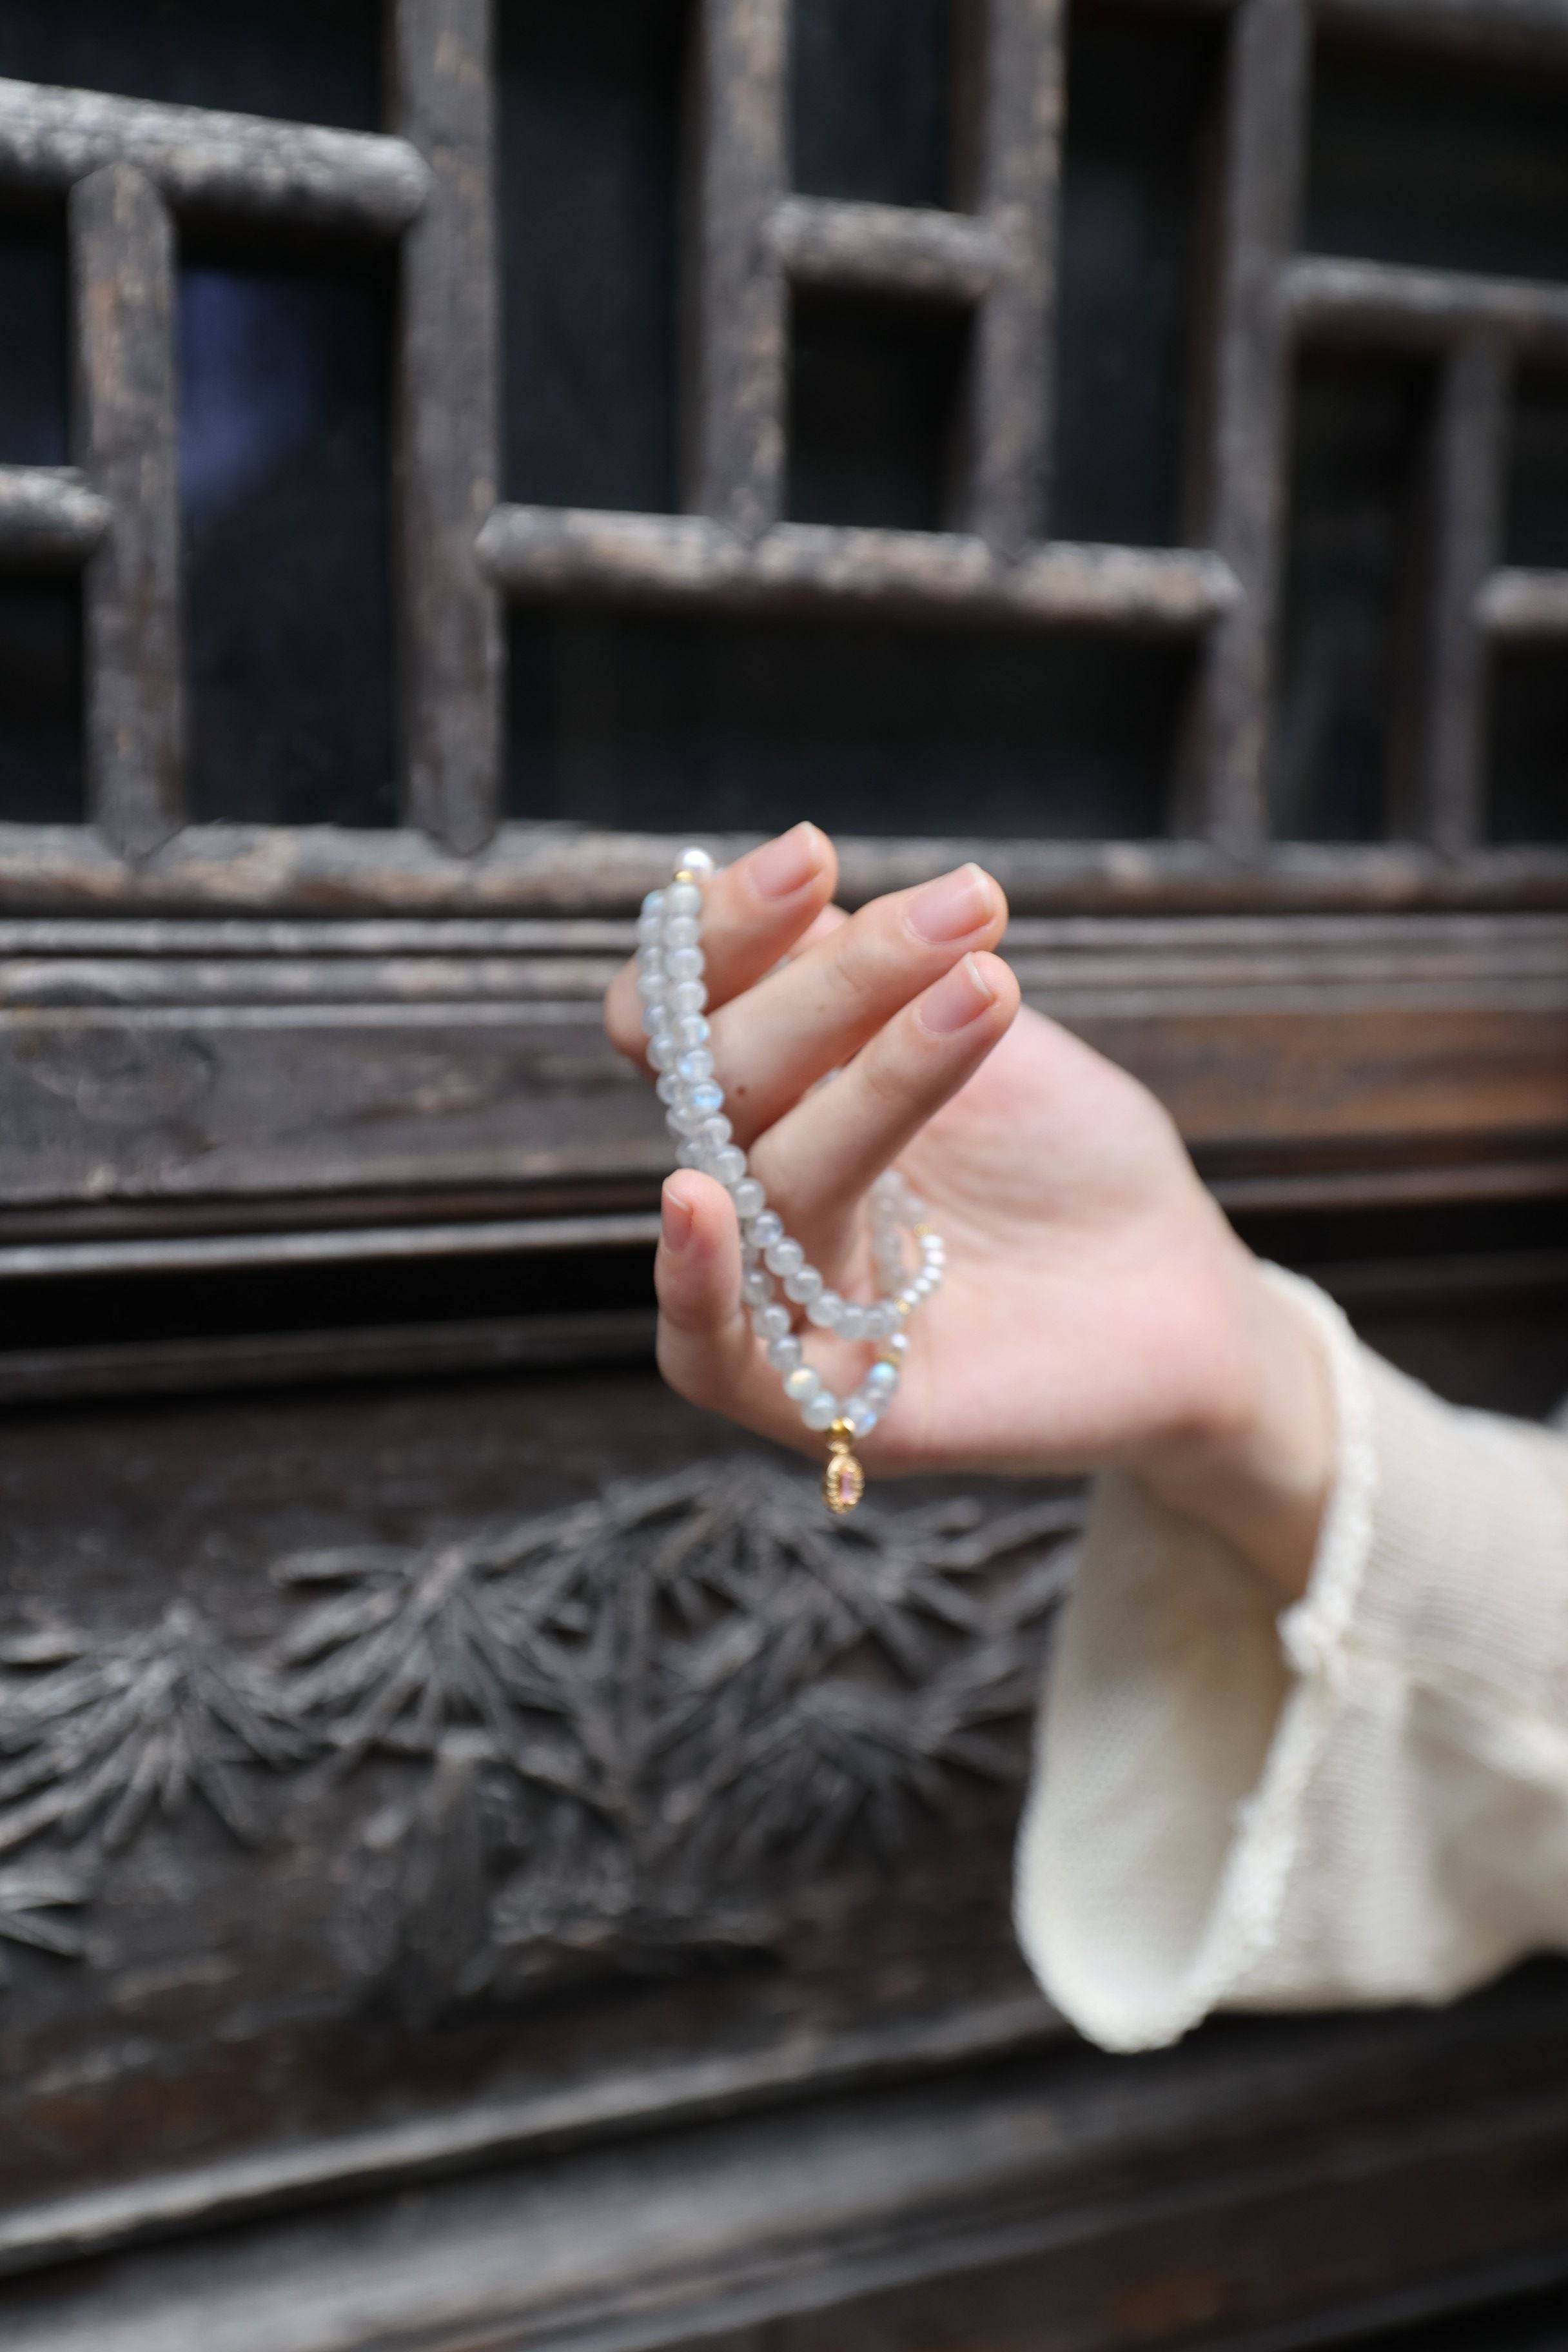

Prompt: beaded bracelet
[{"left": 638, "top": 848, "right": 944, "bottom": 1513}]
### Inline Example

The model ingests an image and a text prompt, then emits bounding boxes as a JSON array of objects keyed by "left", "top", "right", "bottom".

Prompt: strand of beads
[{"left": 638, "top": 847, "right": 945, "bottom": 1513}]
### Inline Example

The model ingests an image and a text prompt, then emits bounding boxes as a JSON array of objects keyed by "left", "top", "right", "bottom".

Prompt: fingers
[
  {"left": 753, "top": 952, "right": 1021, "bottom": 1251},
  {"left": 605, "top": 823, "right": 836, "bottom": 1063},
  {"left": 709, "top": 862, "right": 1007, "bottom": 1144},
  {"left": 654, "top": 1173, "right": 810, "bottom": 1450}
]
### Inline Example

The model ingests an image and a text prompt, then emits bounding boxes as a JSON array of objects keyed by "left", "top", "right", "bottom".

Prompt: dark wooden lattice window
[{"left": 2, "top": 6, "right": 1568, "bottom": 2348}]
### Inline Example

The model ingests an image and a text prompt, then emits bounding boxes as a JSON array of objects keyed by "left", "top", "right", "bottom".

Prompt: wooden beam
[
  {"left": 1478, "top": 569, "right": 1568, "bottom": 638},
  {"left": 0, "top": 821, "right": 1565, "bottom": 917},
  {"left": 767, "top": 197, "right": 1007, "bottom": 304},
  {"left": 478, "top": 507, "right": 1236, "bottom": 631},
  {"left": 0, "top": 74, "right": 429, "bottom": 237},
  {"left": 1411, "top": 331, "right": 1510, "bottom": 857},
  {"left": 965, "top": 0, "right": 1064, "bottom": 549},
  {"left": 1194, "top": 0, "right": 1312, "bottom": 856},
  {"left": 71, "top": 163, "right": 183, "bottom": 863},
  {"left": 0, "top": 1213, "right": 663, "bottom": 1282},
  {"left": 390, "top": 0, "right": 503, "bottom": 855},
  {"left": 1286, "top": 254, "right": 1568, "bottom": 355},
  {"left": 686, "top": 0, "right": 789, "bottom": 538},
  {"left": 0, "top": 465, "right": 109, "bottom": 568}
]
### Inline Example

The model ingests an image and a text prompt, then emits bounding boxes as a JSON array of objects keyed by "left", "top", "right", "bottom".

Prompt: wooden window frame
[{"left": 0, "top": 0, "right": 1563, "bottom": 914}]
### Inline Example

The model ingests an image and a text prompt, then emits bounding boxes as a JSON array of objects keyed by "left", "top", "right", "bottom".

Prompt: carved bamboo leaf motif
[
  {"left": 0, "top": 1461, "right": 1079, "bottom": 1992},
  {"left": 0, "top": 1602, "right": 302, "bottom": 1856}
]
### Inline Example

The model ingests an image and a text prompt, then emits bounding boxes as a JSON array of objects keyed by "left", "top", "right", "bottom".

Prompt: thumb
[{"left": 654, "top": 1172, "right": 764, "bottom": 1417}]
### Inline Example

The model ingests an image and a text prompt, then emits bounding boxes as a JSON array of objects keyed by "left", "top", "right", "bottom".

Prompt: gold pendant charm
[{"left": 822, "top": 1420, "right": 865, "bottom": 1514}]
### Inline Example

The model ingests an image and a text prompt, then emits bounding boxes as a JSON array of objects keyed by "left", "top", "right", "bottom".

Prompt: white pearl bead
[{"left": 641, "top": 867, "right": 946, "bottom": 1466}]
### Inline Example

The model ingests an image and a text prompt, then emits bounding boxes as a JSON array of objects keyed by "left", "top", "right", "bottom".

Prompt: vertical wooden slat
[
  {"left": 1413, "top": 328, "right": 1509, "bottom": 857},
  {"left": 965, "top": 0, "right": 1063, "bottom": 551},
  {"left": 1193, "top": 0, "right": 1311, "bottom": 856},
  {"left": 687, "top": 0, "right": 789, "bottom": 540},
  {"left": 71, "top": 162, "right": 182, "bottom": 861},
  {"left": 391, "top": 0, "right": 502, "bottom": 856}
]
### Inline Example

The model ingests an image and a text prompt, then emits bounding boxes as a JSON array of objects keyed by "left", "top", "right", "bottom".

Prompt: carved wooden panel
[{"left": 0, "top": 1367, "right": 1073, "bottom": 2236}]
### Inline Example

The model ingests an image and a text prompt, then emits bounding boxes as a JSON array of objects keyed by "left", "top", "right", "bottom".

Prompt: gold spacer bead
[{"left": 673, "top": 867, "right": 697, "bottom": 885}]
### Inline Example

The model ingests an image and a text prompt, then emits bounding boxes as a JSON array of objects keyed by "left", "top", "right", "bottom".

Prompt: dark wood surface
[
  {"left": 0, "top": 912, "right": 1557, "bottom": 1235},
  {"left": 72, "top": 164, "right": 182, "bottom": 864}
]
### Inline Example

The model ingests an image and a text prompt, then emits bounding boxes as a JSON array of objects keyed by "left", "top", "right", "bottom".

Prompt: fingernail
[
  {"left": 906, "top": 862, "right": 996, "bottom": 945},
  {"left": 919, "top": 953, "right": 998, "bottom": 1037},
  {"left": 748, "top": 822, "right": 825, "bottom": 901},
  {"left": 662, "top": 1182, "right": 695, "bottom": 1251}
]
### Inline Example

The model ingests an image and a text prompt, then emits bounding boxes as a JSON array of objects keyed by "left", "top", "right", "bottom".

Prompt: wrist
[{"left": 1130, "top": 1260, "right": 1337, "bottom": 1601}]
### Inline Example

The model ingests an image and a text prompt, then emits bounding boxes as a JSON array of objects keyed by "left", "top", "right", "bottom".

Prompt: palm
[{"left": 825, "top": 1008, "right": 1252, "bottom": 1476}]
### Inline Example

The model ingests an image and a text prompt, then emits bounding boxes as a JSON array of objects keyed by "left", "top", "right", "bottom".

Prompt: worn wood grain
[
  {"left": 1409, "top": 331, "right": 1509, "bottom": 856},
  {"left": 0, "top": 467, "right": 110, "bottom": 570},
  {"left": 0, "top": 914, "right": 1558, "bottom": 1222},
  {"left": 0, "top": 74, "right": 429, "bottom": 236},
  {"left": 71, "top": 164, "right": 183, "bottom": 865},
  {"left": 478, "top": 505, "right": 1237, "bottom": 629},
  {"left": 965, "top": 0, "right": 1063, "bottom": 549},
  {"left": 767, "top": 197, "right": 1007, "bottom": 304},
  {"left": 12, "top": 1970, "right": 1568, "bottom": 2351},
  {"left": 391, "top": 0, "right": 502, "bottom": 856},
  {"left": 1, "top": 824, "right": 1568, "bottom": 917},
  {"left": 687, "top": 0, "right": 788, "bottom": 537},
  {"left": 1286, "top": 254, "right": 1568, "bottom": 355},
  {"left": 1195, "top": 0, "right": 1311, "bottom": 856}
]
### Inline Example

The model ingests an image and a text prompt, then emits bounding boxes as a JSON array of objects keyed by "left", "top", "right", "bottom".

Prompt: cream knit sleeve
[{"left": 1013, "top": 1269, "right": 1568, "bottom": 2053}]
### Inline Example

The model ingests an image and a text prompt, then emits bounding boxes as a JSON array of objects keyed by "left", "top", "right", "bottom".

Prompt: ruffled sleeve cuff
[{"left": 1014, "top": 1269, "right": 1568, "bottom": 2052}]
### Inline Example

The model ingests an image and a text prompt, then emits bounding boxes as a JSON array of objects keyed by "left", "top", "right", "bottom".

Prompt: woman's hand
[{"left": 604, "top": 825, "right": 1334, "bottom": 1598}]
